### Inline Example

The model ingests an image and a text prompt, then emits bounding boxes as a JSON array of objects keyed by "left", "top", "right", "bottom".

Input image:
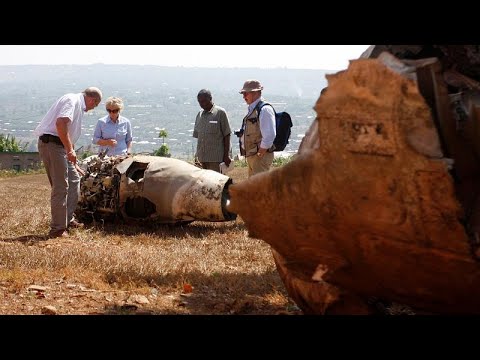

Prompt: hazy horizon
[
  {"left": 0, "top": 45, "right": 370, "bottom": 71},
  {"left": 0, "top": 64, "right": 330, "bottom": 157}
]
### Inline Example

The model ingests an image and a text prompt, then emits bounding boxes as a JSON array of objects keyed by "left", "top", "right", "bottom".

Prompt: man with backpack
[{"left": 238, "top": 79, "right": 276, "bottom": 177}]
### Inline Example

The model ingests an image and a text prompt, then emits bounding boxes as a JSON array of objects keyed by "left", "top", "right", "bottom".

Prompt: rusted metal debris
[
  {"left": 77, "top": 155, "right": 237, "bottom": 224},
  {"left": 228, "top": 49, "right": 480, "bottom": 315},
  {"left": 361, "top": 45, "right": 480, "bottom": 84}
]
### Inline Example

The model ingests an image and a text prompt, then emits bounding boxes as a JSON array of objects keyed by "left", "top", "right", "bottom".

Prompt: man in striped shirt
[{"left": 193, "top": 89, "right": 232, "bottom": 173}]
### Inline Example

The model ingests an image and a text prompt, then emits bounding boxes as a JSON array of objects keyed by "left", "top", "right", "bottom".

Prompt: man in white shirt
[{"left": 34, "top": 87, "right": 102, "bottom": 238}]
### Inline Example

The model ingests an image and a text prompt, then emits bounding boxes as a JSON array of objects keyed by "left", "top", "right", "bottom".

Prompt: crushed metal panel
[
  {"left": 115, "top": 157, "right": 135, "bottom": 174},
  {"left": 77, "top": 156, "right": 124, "bottom": 221}
]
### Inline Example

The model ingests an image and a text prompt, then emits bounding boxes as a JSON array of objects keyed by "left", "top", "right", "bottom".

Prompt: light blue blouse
[{"left": 93, "top": 115, "right": 133, "bottom": 155}]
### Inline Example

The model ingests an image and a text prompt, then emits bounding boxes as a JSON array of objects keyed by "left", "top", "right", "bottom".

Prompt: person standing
[
  {"left": 34, "top": 87, "right": 102, "bottom": 238},
  {"left": 93, "top": 96, "right": 133, "bottom": 156},
  {"left": 193, "top": 89, "right": 232, "bottom": 172},
  {"left": 239, "top": 79, "right": 276, "bottom": 177}
]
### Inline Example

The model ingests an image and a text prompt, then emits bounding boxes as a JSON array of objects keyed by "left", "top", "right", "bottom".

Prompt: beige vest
[{"left": 242, "top": 108, "right": 262, "bottom": 157}]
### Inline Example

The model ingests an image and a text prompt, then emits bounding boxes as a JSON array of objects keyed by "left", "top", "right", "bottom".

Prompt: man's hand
[
  {"left": 74, "top": 162, "right": 85, "bottom": 177},
  {"left": 193, "top": 156, "right": 202, "bottom": 168},
  {"left": 108, "top": 139, "right": 117, "bottom": 147},
  {"left": 67, "top": 149, "right": 77, "bottom": 164},
  {"left": 223, "top": 156, "right": 232, "bottom": 167},
  {"left": 257, "top": 147, "right": 268, "bottom": 157}
]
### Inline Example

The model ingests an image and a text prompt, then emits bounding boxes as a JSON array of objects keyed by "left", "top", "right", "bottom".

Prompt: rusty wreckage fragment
[
  {"left": 77, "top": 155, "right": 236, "bottom": 225},
  {"left": 228, "top": 45, "right": 480, "bottom": 314}
]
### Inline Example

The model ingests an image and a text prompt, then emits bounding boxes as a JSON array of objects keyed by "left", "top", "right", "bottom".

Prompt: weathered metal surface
[
  {"left": 228, "top": 55, "right": 480, "bottom": 314},
  {"left": 361, "top": 45, "right": 480, "bottom": 83},
  {"left": 77, "top": 155, "right": 236, "bottom": 224}
]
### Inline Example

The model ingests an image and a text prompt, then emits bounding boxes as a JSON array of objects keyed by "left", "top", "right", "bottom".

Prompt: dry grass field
[{"left": 0, "top": 166, "right": 300, "bottom": 315}]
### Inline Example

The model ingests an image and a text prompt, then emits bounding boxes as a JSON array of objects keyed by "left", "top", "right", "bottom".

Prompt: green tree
[
  {"left": 0, "top": 134, "right": 28, "bottom": 152},
  {"left": 153, "top": 129, "right": 171, "bottom": 157},
  {"left": 158, "top": 129, "right": 168, "bottom": 144}
]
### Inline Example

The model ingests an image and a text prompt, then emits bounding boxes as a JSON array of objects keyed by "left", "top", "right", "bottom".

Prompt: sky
[{"left": 0, "top": 45, "right": 370, "bottom": 71}]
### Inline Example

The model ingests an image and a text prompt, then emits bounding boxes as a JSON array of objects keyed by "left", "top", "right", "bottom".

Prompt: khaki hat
[{"left": 239, "top": 79, "right": 263, "bottom": 94}]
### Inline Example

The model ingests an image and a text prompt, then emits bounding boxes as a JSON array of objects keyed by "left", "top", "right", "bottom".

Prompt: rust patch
[{"left": 344, "top": 120, "right": 396, "bottom": 156}]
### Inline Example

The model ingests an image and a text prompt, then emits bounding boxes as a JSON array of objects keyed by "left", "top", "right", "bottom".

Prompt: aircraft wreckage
[
  {"left": 76, "top": 155, "right": 237, "bottom": 224},
  {"left": 228, "top": 45, "right": 480, "bottom": 314}
]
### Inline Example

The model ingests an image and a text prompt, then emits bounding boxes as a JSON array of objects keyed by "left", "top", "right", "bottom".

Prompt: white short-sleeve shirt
[{"left": 33, "top": 93, "right": 86, "bottom": 144}]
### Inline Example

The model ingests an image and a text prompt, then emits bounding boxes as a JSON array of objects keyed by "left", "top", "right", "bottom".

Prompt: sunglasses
[{"left": 107, "top": 109, "right": 119, "bottom": 113}]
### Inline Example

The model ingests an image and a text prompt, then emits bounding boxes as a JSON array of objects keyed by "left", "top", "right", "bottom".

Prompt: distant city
[{"left": 0, "top": 64, "right": 332, "bottom": 158}]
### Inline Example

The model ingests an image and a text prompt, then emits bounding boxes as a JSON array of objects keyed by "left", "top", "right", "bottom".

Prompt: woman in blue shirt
[{"left": 93, "top": 96, "right": 133, "bottom": 156}]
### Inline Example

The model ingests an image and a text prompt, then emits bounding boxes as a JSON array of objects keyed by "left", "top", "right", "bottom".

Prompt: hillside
[{"left": 0, "top": 65, "right": 331, "bottom": 157}]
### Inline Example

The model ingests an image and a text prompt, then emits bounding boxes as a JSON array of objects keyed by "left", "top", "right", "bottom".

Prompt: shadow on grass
[
  {"left": 0, "top": 234, "right": 48, "bottom": 244},
  {"left": 99, "top": 268, "right": 300, "bottom": 315},
  {"left": 84, "top": 219, "right": 247, "bottom": 239}
]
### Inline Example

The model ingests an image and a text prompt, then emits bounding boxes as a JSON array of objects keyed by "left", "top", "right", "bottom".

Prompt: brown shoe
[
  {"left": 68, "top": 219, "right": 84, "bottom": 229},
  {"left": 48, "top": 229, "right": 69, "bottom": 238}
]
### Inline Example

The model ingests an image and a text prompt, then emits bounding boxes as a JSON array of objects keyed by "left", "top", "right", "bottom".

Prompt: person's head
[
  {"left": 197, "top": 89, "right": 213, "bottom": 111},
  {"left": 83, "top": 87, "right": 103, "bottom": 111},
  {"left": 105, "top": 96, "right": 124, "bottom": 121},
  {"left": 239, "top": 79, "right": 263, "bottom": 105}
]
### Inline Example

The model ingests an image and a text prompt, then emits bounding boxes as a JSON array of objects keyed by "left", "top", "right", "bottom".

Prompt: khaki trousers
[
  {"left": 38, "top": 139, "right": 80, "bottom": 231},
  {"left": 246, "top": 152, "right": 274, "bottom": 177}
]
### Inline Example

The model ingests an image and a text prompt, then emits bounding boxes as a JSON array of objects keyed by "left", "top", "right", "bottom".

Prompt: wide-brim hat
[{"left": 239, "top": 80, "right": 263, "bottom": 93}]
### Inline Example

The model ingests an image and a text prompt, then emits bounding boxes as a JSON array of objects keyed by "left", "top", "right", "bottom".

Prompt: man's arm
[
  {"left": 56, "top": 117, "right": 76, "bottom": 164},
  {"left": 220, "top": 109, "right": 232, "bottom": 166},
  {"left": 223, "top": 133, "right": 231, "bottom": 166},
  {"left": 258, "top": 105, "right": 276, "bottom": 156},
  {"left": 192, "top": 113, "right": 200, "bottom": 139},
  {"left": 92, "top": 120, "right": 102, "bottom": 145},
  {"left": 126, "top": 120, "right": 133, "bottom": 154}
]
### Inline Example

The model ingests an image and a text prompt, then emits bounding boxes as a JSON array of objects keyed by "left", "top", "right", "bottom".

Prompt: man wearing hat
[{"left": 239, "top": 79, "right": 276, "bottom": 177}]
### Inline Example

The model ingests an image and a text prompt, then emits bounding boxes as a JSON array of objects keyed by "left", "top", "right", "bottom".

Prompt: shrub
[
  {"left": 0, "top": 134, "right": 28, "bottom": 152},
  {"left": 153, "top": 144, "right": 171, "bottom": 157},
  {"left": 272, "top": 155, "right": 294, "bottom": 167}
]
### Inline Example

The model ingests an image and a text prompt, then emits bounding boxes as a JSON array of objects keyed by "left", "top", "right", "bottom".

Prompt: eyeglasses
[{"left": 107, "top": 109, "right": 119, "bottom": 113}]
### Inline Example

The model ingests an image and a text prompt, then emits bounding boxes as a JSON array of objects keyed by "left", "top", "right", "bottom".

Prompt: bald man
[{"left": 34, "top": 87, "right": 102, "bottom": 238}]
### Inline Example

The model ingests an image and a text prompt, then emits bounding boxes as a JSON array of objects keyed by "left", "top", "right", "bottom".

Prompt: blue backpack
[{"left": 256, "top": 101, "right": 293, "bottom": 152}]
